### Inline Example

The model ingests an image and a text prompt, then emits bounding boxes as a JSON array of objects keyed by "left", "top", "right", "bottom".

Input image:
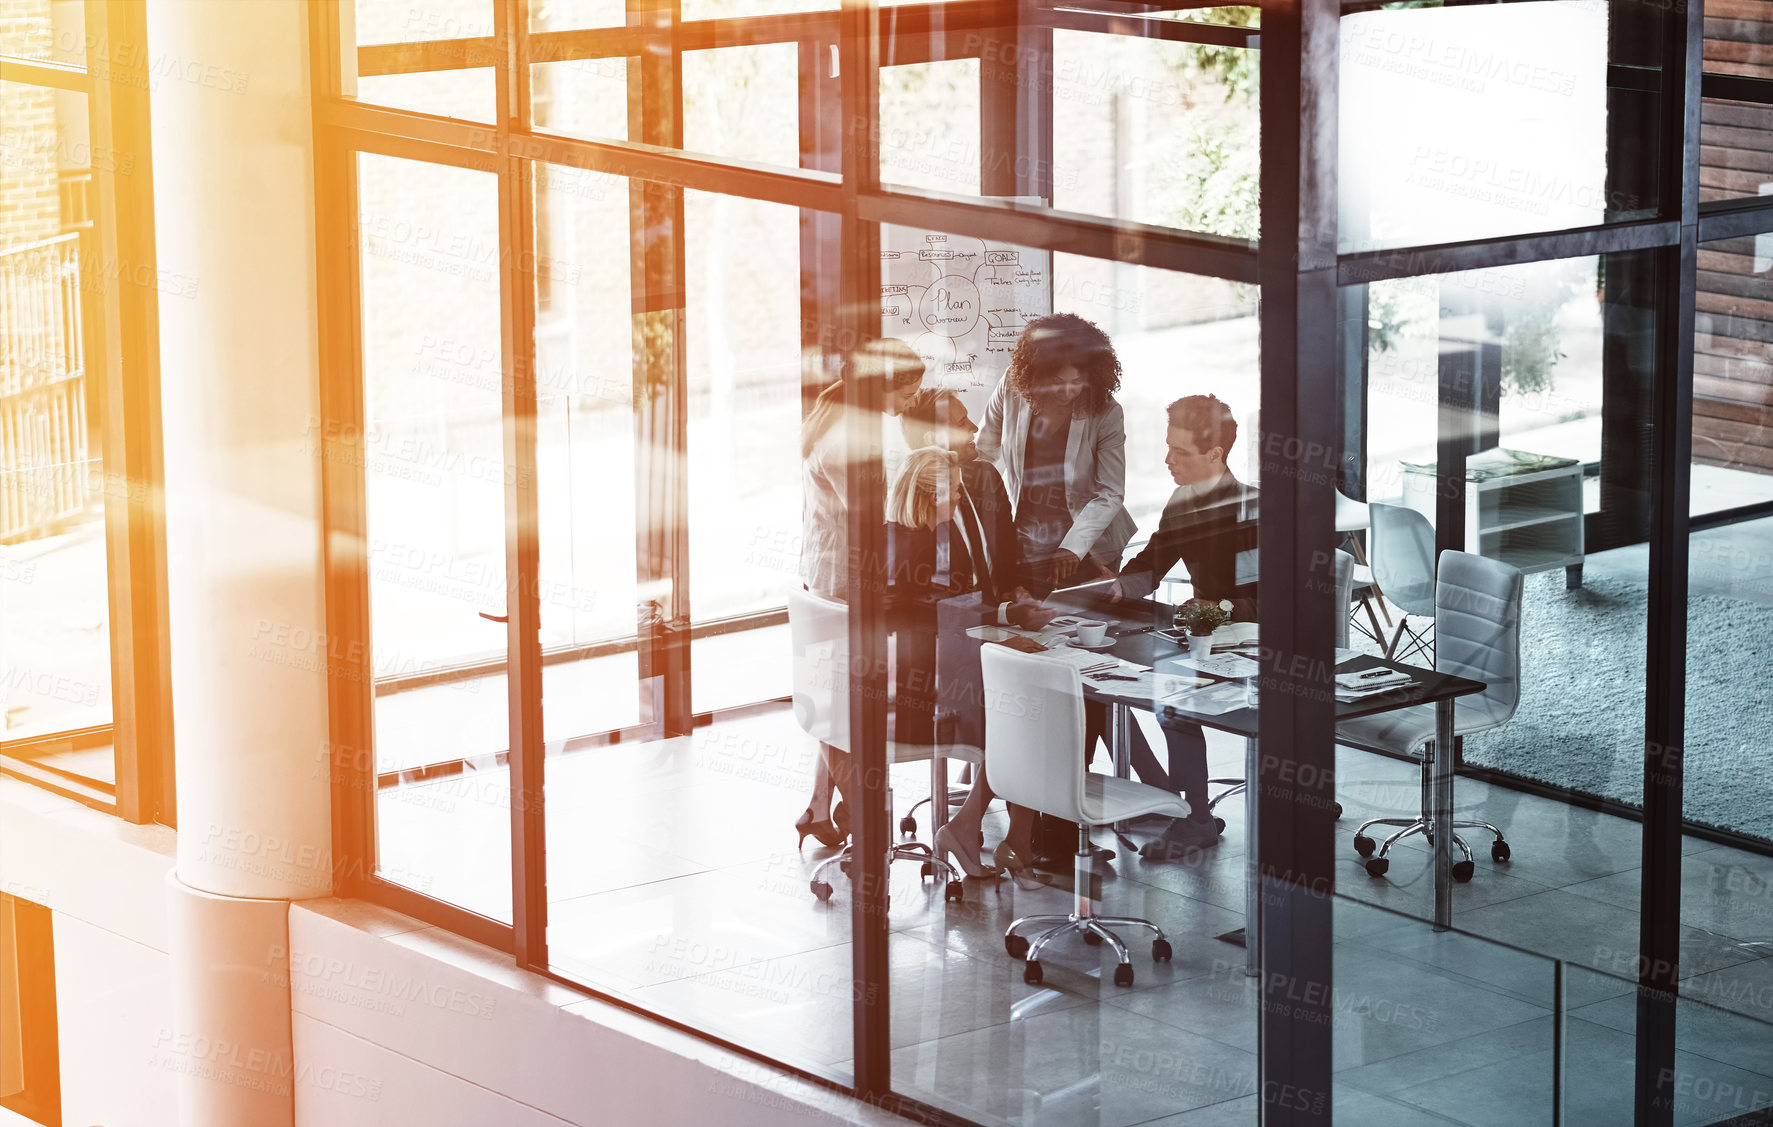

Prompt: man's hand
[
  {"left": 1006, "top": 597, "right": 1058, "bottom": 630},
  {"left": 1049, "top": 549, "right": 1081, "bottom": 584}
]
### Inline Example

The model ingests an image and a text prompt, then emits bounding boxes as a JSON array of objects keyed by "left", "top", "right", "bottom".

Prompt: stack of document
[
  {"left": 1334, "top": 668, "right": 1416, "bottom": 701},
  {"left": 1039, "top": 644, "right": 1121, "bottom": 675}
]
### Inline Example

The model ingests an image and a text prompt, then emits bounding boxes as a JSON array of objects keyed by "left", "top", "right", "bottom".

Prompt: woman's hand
[{"left": 1049, "top": 549, "right": 1081, "bottom": 584}]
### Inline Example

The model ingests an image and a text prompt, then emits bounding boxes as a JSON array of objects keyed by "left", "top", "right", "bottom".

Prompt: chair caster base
[
  {"left": 1364, "top": 857, "right": 1390, "bottom": 878},
  {"left": 1005, "top": 934, "right": 1029, "bottom": 960},
  {"left": 920, "top": 861, "right": 934, "bottom": 877},
  {"left": 1083, "top": 931, "right": 1103, "bottom": 947},
  {"left": 1113, "top": 964, "right": 1134, "bottom": 987},
  {"left": 1492, "top": 840, "right": 1511, "bottom": 863},
  {"left": 1152, "top": 939, "right": 1172, "bottom": 962},
  {"left": 944, "top": 880, "right": 964, "bottom": 903},
  {"left": 900, "top": 816, "right": 917, "bottom": 836},
  {"left": 1452, "top": 860, "right": 1475, "bottom": 883},
  {"left": 1333, "top": 801, "right": 1343, "bottom": 820},
  {"left": 1024, "top": 960, "right": 1044, "bottom": 986},
  {"left": 1353, "top": 834, "right": 1376, "bottom": 858},
  {"left": 1213, "top": 817, "right": 1226, "bottom": 834},
  {"left": 811, "top": 880, "right": 833, "bottom": 902}
]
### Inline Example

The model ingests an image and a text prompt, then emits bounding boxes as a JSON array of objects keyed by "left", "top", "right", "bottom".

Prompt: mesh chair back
[
  {"left": 1435, "top": 550, "right": 1524, "bottom": 733},
  {"left": 788, "top": 587, "right": 850, "bottom": 753},
  {"left": 1334, "top": 548, "right": 1354, "bottom": 649},
  {"left": 980, "top": 644, "right": 1088, "bottom": 825},
  {"left": 1369, "top": 503, "right": 1437, "bottom": 617}
]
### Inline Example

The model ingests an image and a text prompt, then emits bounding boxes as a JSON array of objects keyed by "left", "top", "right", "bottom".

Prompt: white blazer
[
  {"left": 974, "top": 378, "right": 1138, "bottom": 568},
  {"left": 799, "top": 411, "right": 911, "bottom": 598}
]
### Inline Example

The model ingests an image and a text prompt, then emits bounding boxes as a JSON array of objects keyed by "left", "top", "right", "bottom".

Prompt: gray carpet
[{"left": 1456, "top": 571, "right": 1773, "bottom": 844}]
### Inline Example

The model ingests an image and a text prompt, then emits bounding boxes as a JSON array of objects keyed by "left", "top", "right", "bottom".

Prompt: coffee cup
[{"left": 1075, "top": 620, "right": 1108, "bottom": 646}]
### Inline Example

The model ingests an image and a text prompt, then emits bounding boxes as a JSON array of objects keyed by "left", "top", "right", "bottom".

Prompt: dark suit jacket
[
  {"left": 885, "top": 458, "right": 1022, "bottom": 749},
  {"left": 1117, "top": 472, "right": 1260, "bottom": 620}
]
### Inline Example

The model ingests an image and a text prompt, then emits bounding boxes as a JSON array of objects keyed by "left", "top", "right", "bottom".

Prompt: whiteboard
[{"left": 880, "top": 222, "right": 1052, "bottom": 420}]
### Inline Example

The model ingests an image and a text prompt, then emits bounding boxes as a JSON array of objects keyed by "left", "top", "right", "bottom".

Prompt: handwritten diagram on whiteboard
[{"left": 880, "top": 224, "right": 1051, "bottom": 412}]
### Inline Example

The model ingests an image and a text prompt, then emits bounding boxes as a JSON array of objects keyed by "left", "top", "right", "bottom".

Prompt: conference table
[{"left": 1039, "top": 586, "right": 1487, "bottom": 976}]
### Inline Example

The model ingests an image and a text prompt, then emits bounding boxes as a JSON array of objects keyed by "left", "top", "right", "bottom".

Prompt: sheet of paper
[
  {"left": 1172, "top": 652, "right": 1260, "bottom": 679},
  {"left": 1038, "top": 645, "right": 1120, "bottom": 674},
  {"left": 1082, "top": 668, "right": 1206, "bottom": 699},
  {"left": 1162, "top": 681, "right": 1251, "bottom": 715}
]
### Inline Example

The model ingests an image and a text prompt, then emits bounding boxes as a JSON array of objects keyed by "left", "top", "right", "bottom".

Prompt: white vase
[{"left": 1188, "top": 633, "right": 1214, "bottom": 660}]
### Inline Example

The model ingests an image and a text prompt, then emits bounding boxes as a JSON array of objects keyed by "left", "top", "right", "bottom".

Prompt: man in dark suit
[{"left": 1113, "top": 394, "right": 1258, "bottom": 858}]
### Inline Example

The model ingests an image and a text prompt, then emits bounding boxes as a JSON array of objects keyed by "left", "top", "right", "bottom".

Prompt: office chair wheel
[
  {"left": 1213, "top": 817, "right": 1226, "bottom": 833},
  {"left": 1364, "top": 857, "right": 1389, "bottom": 878},
  {"left": 1083, "top": 930, "right": 1103, "bottom": 947},
  {"left": 944, "top": 880, "right": 964, "bottom": 903},
  {"left": 1113, "top": 964, "right": 1135, "bottom": 987},
  {"left": 900, "top": 815, "right": 917, "bottom": 836},
  {"left": 1491, "top": 840, "right": 1511, "bottom": 863},
  {"left": 1333, "top": 802, "right": 1343, "bottom": 820},
  {"left": 1452, "top": 860, "right": 1475, "bottom": 883},
  {"left": 920, "top": 861, "right": 934, "bottom": 878},
  {"left": 1151, "top": 939, "right": 1172, "bottom": 962},
  {"left": 1353, "top": 834, "right": 1376, "bottom": 858},
  {"left": 1023, "top": 960, "right": 1044, "bottom": 986},
  {"left": 811, "top": 880, "right": 834, "bottom": 902},
  {"left": 1005, "top": 933, "right": 1029, "bottom": 959}
]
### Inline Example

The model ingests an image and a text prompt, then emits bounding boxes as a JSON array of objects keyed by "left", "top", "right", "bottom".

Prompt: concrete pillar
[{"left": 147, "top": 2, "right": 329, "bottom": 1123}]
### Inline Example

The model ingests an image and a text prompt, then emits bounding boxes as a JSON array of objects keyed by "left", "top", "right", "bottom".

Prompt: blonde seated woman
[
  {"left": 886, "top": 443, "right": 1056, "bottom": 881},
  {"left": 795, "top": 339, "right": 926, "bottom": 850}
]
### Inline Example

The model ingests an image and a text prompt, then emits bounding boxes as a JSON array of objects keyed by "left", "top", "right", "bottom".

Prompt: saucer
[{"left": 1067, "top": 638, "right": 1117, "bottom": 651}]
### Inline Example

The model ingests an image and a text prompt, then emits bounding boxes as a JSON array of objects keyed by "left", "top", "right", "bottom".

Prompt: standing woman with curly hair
[
  {"left": 976, "top": 313, "right": 1136, "bottom": 595},
  {"left": 975, "top": 313, "right": 1139, "bottom": 873}
]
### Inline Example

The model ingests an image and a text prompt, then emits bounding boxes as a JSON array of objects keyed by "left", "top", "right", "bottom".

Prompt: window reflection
[{"left": 1340, "top": 1, "right": 1660, "bottom": 251}]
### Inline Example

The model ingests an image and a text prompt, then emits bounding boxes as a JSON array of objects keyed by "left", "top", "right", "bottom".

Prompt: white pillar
[{"left": 148, "top": 2, "right": 329, "bottom": 1123}]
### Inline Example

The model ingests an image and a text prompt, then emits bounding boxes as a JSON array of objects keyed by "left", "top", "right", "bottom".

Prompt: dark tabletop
[{"left": 1036, "top": 591, "right": 1486, "bottom": 739}]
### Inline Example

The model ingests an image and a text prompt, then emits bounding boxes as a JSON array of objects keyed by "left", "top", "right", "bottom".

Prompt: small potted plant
[{"left": 1177, "top": 598, "right": 1233, "bottom": 659}]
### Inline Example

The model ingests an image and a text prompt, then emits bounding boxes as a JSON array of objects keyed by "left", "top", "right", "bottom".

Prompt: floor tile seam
[
  {"left": 1330, "top": 1071, "right": 1486, "bottom": 1126},
  {"left": 1368, "top": 1016, "right": 1580, "bottom": 1120},
  {"left": 1333, "top": 1013, "right": 1556, "bottom": 1093},
  {"left": 620, "top": 937, "right": 861, "bottom": 997},
  {"left": 1096, "top": 987, "right": 1255, "bottom": 1055},
  {"left": 1331, "top": 941, "right": 1561, "bottom": 1016},
  {"left": 544, "top": 868, "right": 724, "bottom": 912}
]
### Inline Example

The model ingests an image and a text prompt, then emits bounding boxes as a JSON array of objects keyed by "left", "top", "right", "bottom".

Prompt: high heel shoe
[
  {"left": 935, "top": 824, "right": 1001, "bottom": 879},
  {"left": 796, "top": 800, "right": 851, "bottom": 851},
  {"left": 992, "top": 843, "right": 1046, "bottom": 889}
]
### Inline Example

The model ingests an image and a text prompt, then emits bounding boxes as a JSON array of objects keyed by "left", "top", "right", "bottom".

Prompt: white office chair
[
  {"left": 1339, "top": 550, "right": 1523, "bottom": 881},
  {"left": 1203, "top": 548, "right": 1354, "bottom": 825},
  {"left": 1337, "top": 489, "right": 1392, "bottom": 648},
  {"left": 789, "top": 588, "right": 973, "bottom": 904},
  {"left": 1368, "top": 502, "right": 1437, "bottom": 662},
  {"left": 981, "top": 644, "right": 1187, "bottom": 987}
]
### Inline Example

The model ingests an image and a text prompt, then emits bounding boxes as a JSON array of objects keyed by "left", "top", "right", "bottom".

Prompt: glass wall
[{"left": 310, "top": 0, "right": 1773, "bottom": 1123}]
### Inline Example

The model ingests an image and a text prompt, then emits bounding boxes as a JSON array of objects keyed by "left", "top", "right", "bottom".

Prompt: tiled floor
[{"left": 377, "top": 704, "right": 1773, "bottom": 1127}]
